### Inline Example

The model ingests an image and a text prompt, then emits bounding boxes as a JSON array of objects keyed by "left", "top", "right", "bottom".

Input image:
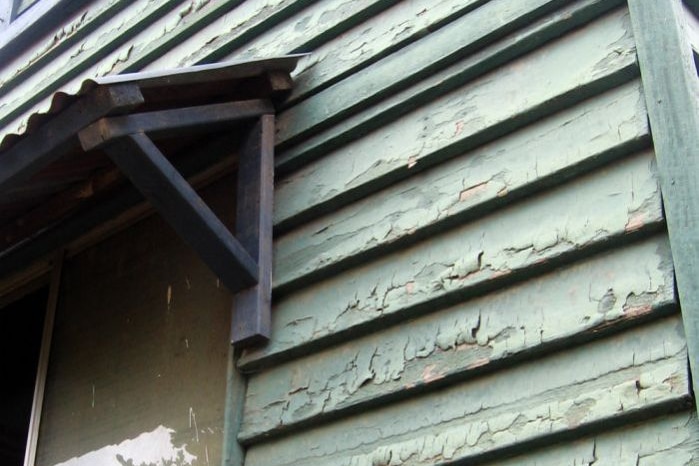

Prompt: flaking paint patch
[
  {"left": 273, "top": 81, "right": 648, "bottom": 291},
  {"left": 245, "top": 150, "right": 664, "bottom": 370},
  {"left": 275, "top": 9, "right": 637, "bottom": 225},
  {"left": 244, "top": 320, "right": 689, "bottom": 465},
  {"left": 289, "top": 0, "right": 475, "bottom": 101},
  {"left": 241, "top": 237, "right": 674, "bottom": 440},
  {"left": 52, "top": 425, "right": 197, "bottom": 466}
]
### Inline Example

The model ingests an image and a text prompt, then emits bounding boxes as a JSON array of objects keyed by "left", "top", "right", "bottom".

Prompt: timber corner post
[{"left": 628, "top": 0, "right": 699, "bottom": 412}]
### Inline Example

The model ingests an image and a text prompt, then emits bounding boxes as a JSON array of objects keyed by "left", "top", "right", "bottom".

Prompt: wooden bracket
[
  {"left": 90, "top": 132, "right": 259, "bottom": 292},
  {"left": 77, "top": 105, "right": 275, "bottom": 347}
]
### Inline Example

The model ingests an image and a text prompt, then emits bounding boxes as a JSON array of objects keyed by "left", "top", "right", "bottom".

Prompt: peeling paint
[
  {"left": 246, "top": 149, "right": 664, "bottom": 369},
  {"left": 53, "top": 425, "right": 197, "bottom": 466},
  {"left": 241, "top": 236, "right": 674, "bottom": 440},
  {"left": 244, "top": 319, "right": 689, "bottom": 466},
  {"left": 275, "top": 8, "right": 637, "bottom": 228}
]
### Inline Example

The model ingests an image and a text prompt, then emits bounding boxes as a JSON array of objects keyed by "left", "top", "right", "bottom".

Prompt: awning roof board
[{"left": 0, "top": 54, "right": 303, "bottom": 152}]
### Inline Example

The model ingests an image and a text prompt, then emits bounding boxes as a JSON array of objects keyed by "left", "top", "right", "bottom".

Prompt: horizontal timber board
[
  {"left": 273, "top": 7, "right": 638, "bottom": 229},
  {"left": 0, "top": 0, "right": 127, "bottom": 99},
  {"left": 275, "top": 0, "right": 574, "bottom": 145},
  {"left": 285, "top": 0, "right": 489, "bottom": 106},
  {"left": 146, "top": 0, "right": 398, "bottom": 70},
  {"left": 273, "top": 80, "right": 649, "bottom": 292},
  {"left": 276, "top": 0, "right": 624, "bottom": 174},
  {"left": 240, "top": 150, "right": 664, "bottom": 369},
  {"left": 219, "top": 0, "right": 403, "bottom": 64},
  {"left": 243, "top": 235, "right": 675, "bottom": 442},
  {"left": 143, "top": 0, "right": 315, "bottom": 69},
  {"left": 109, "top": 0, "right": 246, "bottom": 74},
  {"left": 244, "top": 316, "right": 690, "bottom": 465},
  {"left": 0, "top": 0, "right": 182, "bottom": 129},
  {"left": 483, "top": 411, "right": 699, "bottom": 466}
]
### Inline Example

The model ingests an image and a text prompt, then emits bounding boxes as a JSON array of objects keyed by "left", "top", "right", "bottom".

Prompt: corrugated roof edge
[{"left": 0, "top": 54, "right": 306, "bottom": 152}]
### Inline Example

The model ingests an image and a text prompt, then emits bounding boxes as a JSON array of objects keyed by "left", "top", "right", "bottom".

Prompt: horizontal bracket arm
[{"left": 79, "top": 99, "right": 274, "bottom": 151}]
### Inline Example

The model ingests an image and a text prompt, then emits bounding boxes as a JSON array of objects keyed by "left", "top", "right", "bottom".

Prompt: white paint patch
[{"left": 53, "top": 425, "right": 197, "bottom": 466}]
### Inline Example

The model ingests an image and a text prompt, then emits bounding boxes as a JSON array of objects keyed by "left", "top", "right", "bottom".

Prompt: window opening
[{"left": 0, "top": 286, "right": 49, "bottom": 466}]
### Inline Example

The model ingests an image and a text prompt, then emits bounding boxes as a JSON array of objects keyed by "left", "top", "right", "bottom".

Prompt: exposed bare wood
[
  {"left": 241, "top": 150, "right": 664, "bottom": 370},
  {"left": 241, "top": 235, "right": 675, "bottom": 442},
  {"left": 272, "top": 81, "right": 649, "bottom": 293},
  {"left": 244, "top": 317, "right": 690, "bottom": 465},
  {"left": 273, "top": 8, "right": 637, "bottom": 230}
]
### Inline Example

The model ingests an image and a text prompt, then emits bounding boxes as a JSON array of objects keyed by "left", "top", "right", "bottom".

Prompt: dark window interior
[{"left": 0, "top": 287, "right": 48, "bottom": 466}]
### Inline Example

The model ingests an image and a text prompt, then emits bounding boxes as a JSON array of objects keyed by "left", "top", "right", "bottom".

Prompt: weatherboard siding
[
  {"left": 241, "top": 234, "right": 676, "bottom": 442},
  {"left": 244, "top": 316, "right": 691, "bottom": 465},
  {"left": 0, "top": 0, "right": 697, "bottom": 465}
]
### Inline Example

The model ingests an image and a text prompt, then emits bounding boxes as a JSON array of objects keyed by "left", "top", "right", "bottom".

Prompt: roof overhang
[{"left": 0, "top": 55, "right": 304, "bottom": 347}]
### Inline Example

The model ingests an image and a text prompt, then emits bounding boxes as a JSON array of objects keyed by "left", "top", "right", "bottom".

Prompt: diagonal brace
[{"left": 92, "top": 132, "right": 259, "bottom": 292}]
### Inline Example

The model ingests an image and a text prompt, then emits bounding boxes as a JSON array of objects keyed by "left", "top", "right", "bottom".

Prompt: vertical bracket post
[{"left": 232, "top": 115, "right": 275, "bottom": 347}]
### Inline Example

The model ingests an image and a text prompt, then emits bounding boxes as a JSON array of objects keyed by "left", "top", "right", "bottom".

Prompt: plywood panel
[{"left": 35, "top": 177, "right": 237, "bottom": 466}]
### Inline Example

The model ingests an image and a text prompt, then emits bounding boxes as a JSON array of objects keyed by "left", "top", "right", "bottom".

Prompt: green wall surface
[{"left": 1, "top": 0, "right": 699, "bottom": 465}]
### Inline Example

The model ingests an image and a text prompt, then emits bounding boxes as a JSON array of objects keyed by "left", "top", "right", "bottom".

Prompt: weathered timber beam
[
  {"left": 628, "top": 0, "right": 699, "bottom": 414},
  {"left": 0, "top": 84, "right": 144, "bottom": 194},
  {"left": 0, "top": 168, "right": 122, "bottom": 251},
  {"left": 79, "top": 99, "right": 274, "bottom": 151},
  {"left": 93, "top": 132, "right": 258, "bottom": 292},
  {"left": 0, "top": 132, "right": 238, "bottom": 280},
  {"left": 232, "top": 115, "right": 274, "bottom": 347}
]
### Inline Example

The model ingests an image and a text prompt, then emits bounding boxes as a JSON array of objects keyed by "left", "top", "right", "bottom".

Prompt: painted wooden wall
[{"left": 1, "top": 0, "right": 699, "bottom": 465}]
